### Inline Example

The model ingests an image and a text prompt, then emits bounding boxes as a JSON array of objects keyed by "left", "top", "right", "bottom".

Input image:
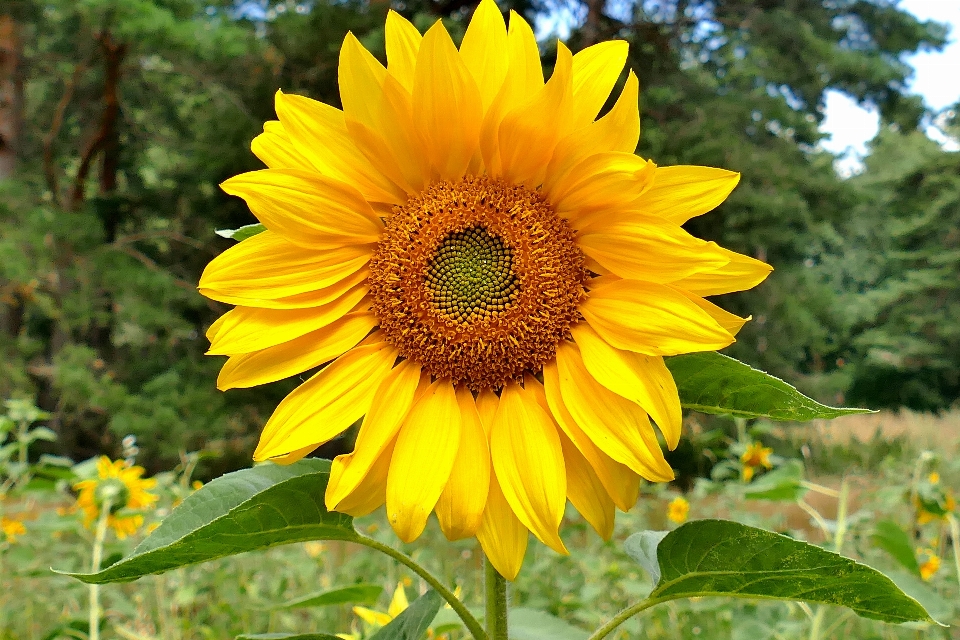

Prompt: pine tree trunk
[{"left": 0, "top": 14, "right": 23, "bottom": 179}]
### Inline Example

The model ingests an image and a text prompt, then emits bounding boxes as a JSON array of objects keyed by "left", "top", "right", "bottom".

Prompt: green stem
[
  {"left": 588, "top": 597, "right": 669, "bottom": 640},
  {"left": 809, "top": 478, "right": 849, "bottom": 640},
  {"left": 947, "top": 514, "right": 960, "bottom": 592},
  {"left": 485, "top": 557, "right": 508, "bottom": 640},
  {"left": 89, "top": 498, "right": 113, "bottom": 640},
  {"left": 354, "top": 535, "right": 487, "bottom": 640}
]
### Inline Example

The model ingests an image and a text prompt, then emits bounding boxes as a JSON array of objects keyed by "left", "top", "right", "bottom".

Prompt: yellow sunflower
[
  {"left": 74, "top": 457, "right": 158, "bottom": 540},
  {"left": 740, "top": 441, "right": 773, "bottom": 482},
  {"left": 200, "top": 0, "right": 771, "bottom": 580}
]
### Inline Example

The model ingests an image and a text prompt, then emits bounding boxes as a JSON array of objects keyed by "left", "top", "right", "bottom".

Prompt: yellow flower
[
  {"left": 928, "top": 472, "right": 940, "bottom": 485},
  {"left": 73, "top": 457, "right": 158, "bottom": 540},
  {"left": 350, "top": 584, "right": 451, "bottom": 639},
  {"left": 919, "top": 551, "right": 940, "bottom": 581},
  {"left": 1, "top": 516, "right": 26, "bottom": 543},
  {"left": 199, "top": 0, "right": 770, "bottom": 580},
  {"left": 740, "top": 442, "right": 773, "bottom": 482},
  {"left": 667, "top": 496, "right": 689, "bottom": 524}
]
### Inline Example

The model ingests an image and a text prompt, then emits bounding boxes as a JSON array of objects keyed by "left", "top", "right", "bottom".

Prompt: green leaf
[
  {"left": 871, "top": 520, "right": 921, "bottom": 575},
  {"left": 743, "top": 460, "right": 807, "bottom": 501},
  {"left": 508, "top": 608, "right": 588, "bottom": 640},
  {"left": 665, "top": 352, "right": 872, "bottom": 421},
  {"left": 625, "top": 519, "right": 938, "bottom": 624},
  {"left": 272, "top": 584, "right": 383, "bottom": 610},
  {"left": 216, "top": 223, "right": 266, "bottom": 242},
  {"left": 60, "top": 459, "right": 358, "bottom": 584},
  {"left": 368, "top": 590, "right": 441, "bottom": 640},
  {"left": 236, "top": 634, "right": 342, "bottom": 640},
  {"left": 622, "top": 530, "right": 669, "bottom": 584}
]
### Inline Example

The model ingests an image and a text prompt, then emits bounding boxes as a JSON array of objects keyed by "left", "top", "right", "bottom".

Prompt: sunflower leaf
[
  {"left": 742, "top": 460, "right": 807, "bottom": 501},
  {"left": 216, "top": 223, "right": 266, "bottom": 242},
  {"left": 236, "top": 634, "right": 342, "bottom": 640},
  {"left": 665, "top": 352, "right": 872, "bottom": 420},
  {"left": 271, "top": 584, "right": 384, "bottom": 610},
  {"left": 368, "top": 590, "right": 442, "bottom": 640},
  {"left": 625, "top": 519, "right": 939, "bottom": 625},
  {"left": 871, "top": 520, "right": 921, "bottom": 576},
  {"left": 58, "top": 459, "right": 358, "bottom": 584}
]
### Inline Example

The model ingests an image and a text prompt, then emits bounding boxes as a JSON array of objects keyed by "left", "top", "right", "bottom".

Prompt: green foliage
[
  {"left": 872, "top": 520, "right": 921, "bottom": 576},
  {"left": 507, "top": 608, "right": 587, "bottom": 640},
  {"left": 272, "top": 584, "right": 384, "bottom": 610},
  {"left": 625, "top": 520, "right": 936, "bottom": 624},
  {"left": 65, "top": 459, "right": 357, "bottom": 584},
  {"left": 666, "top": 352, "right": 870, "bottom": 420},
  {"left": 236, "top": 634, "right": 343, "bottom": 640},
  {"left": 367, "top": 591, "right": 441, "bottom": 640}
]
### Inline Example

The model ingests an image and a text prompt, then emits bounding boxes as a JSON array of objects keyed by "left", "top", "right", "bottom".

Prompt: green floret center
[{"left": 425, "top": 225, "right": 519, "bottom": 323}]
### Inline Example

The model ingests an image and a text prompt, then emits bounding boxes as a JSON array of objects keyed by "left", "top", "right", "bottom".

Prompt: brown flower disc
[{"left": 368, "top": 176, "right": 587, "bottom": 390}]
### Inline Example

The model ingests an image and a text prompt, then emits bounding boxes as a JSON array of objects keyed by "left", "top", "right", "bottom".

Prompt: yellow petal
[
  {"left": 207, "top": 269, "right": 369, "bottom": 311},
  {"left": 199, "top": 229, "right": 370, "bottom": 304},
  {"left": 671, "top": 246, "right": 773, "bottom": 296},
  {"left": 388, "top": 584, "right": 409, "bottom": 617},
  {"left": 477, "top": 471, "right": 529, "bottom": 581},
  {"left": 205, "top": 312, "right": 229, "bottom": 343},
  {"left": 548, "top": 152, "right": 656, "bottom": 218},
  {"left": 269, "top": 443, "right": 323, "bottom": 465},
  {"left": 332, "top": 436, "right": 396, "bottom": 517},
  {"left": 207, "top": 284, "right": 367, "bottom": 355},
  {"left": 475, "top": 387, "right": 498, "bottom": 434},
  {"left": 491, "top": 383, "right": 567, "bottom": 554},
  {"left": 274, "top": 91, "right": 404, "bottom": 204},
  {"left": 570, "top": 40, "right": 628, "bottom": 129},
  {"left": 498, "top": 42, "right": 573, "bottom": 187},
  {"left": 580, "top": 279, "right": 735, "bottom": 356},
  {"left": 674, "top": 287, "right": 750, "bottom": 336},
  {"left": 560, "top": 430, "right": 615, "bottom": 539},
  {"left": 636, "top": 165, "right": 740, "bottom": 224},
  {"left": 413, "top": 21, "right": 483, "bottom": 180},
  {"left": 220, "top": 169, "right": 383, "bottom": 250},
  {"left": 576, "top": 217, "right": 729, "bottom": 283},
  {"left": 354, "top": 607, "right": 392, "bottom": 627},
  {"left": 386, "top": 380, "right": 461, "bottom": 542},
  {"left": 549, "top": 341, "right": 675, "bottom": 482},
  {"left": 478, "top": 10, "right": 543, "bottom": 175},
  {"left": 460, "top": 0, "right": 509, "bottom": 113},
  {"left": 325, "top": 361, "right": 423, "bottom": 510},
  {"left": 340, "top": 33, "right": 428, "bottom": 194},
  {"left": 251, "top": 121, "right": 314, "bottom": 170},
  {"left": 541, "top": 365, "right": 640, "bottom": 511},
  {"left": 545, "top": 71, "right": 640, "bottom": 195},
  {"left": 570, "top": 323, "right": 682, "bottom": 448},
  {"left": 385, "top": 11, "right": 421, "bottom": 92},
  {"left": 253, "top": 342, "right": 397, "bottom": 461},
  {"left": 435, "top": 387, "right": 491, "bottom": 540},
  {"left": 216, "top": 312, "right": 377, "bottom": 390}
]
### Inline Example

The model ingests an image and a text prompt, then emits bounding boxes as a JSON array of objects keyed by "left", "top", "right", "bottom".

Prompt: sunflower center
[
  {"left": 426, "top": 226, "right": 519, "bottom": 322},
  {"left": 369, "top": 176, "right": 587, "bottom": 390}
]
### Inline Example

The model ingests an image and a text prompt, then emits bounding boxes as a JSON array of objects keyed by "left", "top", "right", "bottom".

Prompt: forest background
[{"left": 0, "top": 0, "right": 958, "bottom": 476}]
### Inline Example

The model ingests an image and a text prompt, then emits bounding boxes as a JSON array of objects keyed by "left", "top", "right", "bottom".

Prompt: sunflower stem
[
  {"left": 89, "top": 497, "right": 113, "bottom": 640},
  {"left": 353, "top": 534, "right": 488, "bottom": 640},
  {"left": 485, "top": 556, "right": 509, "bottom": 640}
]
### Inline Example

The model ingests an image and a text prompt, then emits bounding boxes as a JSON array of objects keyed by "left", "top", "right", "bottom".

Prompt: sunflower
[
  {"left": 200, "top": 0, "right": 771, "bottom": 580},
  {"left": 740, "top": 441, "right": 773, "bottom": 482},
  {"left": 73, "top": 457, "right": 158, "bottom": 540}
]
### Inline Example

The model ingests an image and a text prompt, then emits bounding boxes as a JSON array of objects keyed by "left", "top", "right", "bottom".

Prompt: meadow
[{"left": 3, "top": 408, "right": 958, "bottom": 640}]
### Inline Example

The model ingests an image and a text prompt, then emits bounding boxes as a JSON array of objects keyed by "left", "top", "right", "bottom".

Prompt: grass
[{"left": 3, "top": 409, "right": 959, "bottom": 640}]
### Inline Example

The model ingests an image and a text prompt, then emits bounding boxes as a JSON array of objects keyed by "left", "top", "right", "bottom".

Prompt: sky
[{"left": 820, "top": 0, "right": 960, "bottom": 173}]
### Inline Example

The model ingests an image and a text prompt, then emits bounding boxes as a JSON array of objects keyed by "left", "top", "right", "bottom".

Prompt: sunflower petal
[
  {"left": 674, "top": 287, "right": 750, "bottom": 336},
  {"left": 386, "top": 380, "right": 461, "bottom": 542},
  {"left": 199, "top": 230, "right": 370, "bottom": 303},
  {"left": 580, "top": 279, "right": 735, "bottom": 356},
  {"left": 491, "top": 382, "right": 567, "bottom": 554},
  {"left": 435, "top": 387, "right": 491, "bottom": 540},
  {"left": 636, "top": 165, "right": 740, "bottom": 224},
  {"left": 560, "top": 431, "right": 615, "bottom": 539},
  {"left": 570, "top": 40, "right": 628, "bottom": 129},
  {"left": 274, "top": 91, "right": 405, "bottom": 204},
  {"left": 326, "top": 360, "right": 422, "bottom": 510},
  {"left": 570, "top": 323, "right": 682, "bottom": 448},
  {"left": 549, "top": 152, "right": 656, "bottom": 218},
  {"left": 206, "top": 284, "right": 367, "bottom": 355},
  {"left": 477, "top": 471, "right": 529, "bottom": 581},
  {"left": 217, "top": 311, "right": 377, "bottom": 390},
  {"left": 498, "top": 43, "right": 573, "bottom": 187},
  {"left": 671, "top": 246, "right": 773, "bottom": 296},
  {"left": 460, "top": 0, "right": 508, "bottom": 113},
  {"left": 253, "top": 341, "right": 397, "bottom": 462},
  {"left": 413, "top": 21, "right": 483, "bottom": 181},
  {"left": 333, "top": 437, "right": 397, "bottom": 517},
  {"left": 576, "top": 217, "right": 729, "bottom": 283},
  {"left": 220, "top": 169, "right": 383, "bottom": 250},
  {"left": 549, "top": 341, "right": 675, "bottom": 482},
  {"left": 251, "top": 121, "right": 314, "bottom": 171},
  {"left": 385, "top": 11, "right": 422, "bottom": 92}
]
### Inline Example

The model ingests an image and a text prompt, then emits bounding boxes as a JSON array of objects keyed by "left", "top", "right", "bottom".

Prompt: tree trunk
[{"left": 0, "top": 14, "right": 24, "bottom": 179}]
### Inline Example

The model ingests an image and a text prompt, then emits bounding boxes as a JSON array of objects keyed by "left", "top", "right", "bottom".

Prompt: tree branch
[{"left": 43, "top": 63, "right": 84, "bottom": 206}]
